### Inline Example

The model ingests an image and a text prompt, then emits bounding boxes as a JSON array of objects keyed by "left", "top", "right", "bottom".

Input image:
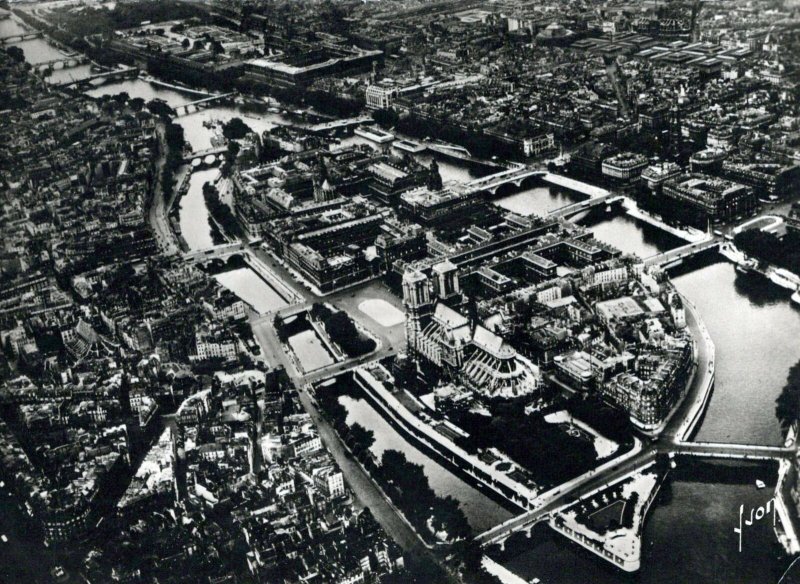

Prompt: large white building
[
  {"left": 313, "top": 465, "right": 346, "bottom": 499},
  {"left": 193, "top": 326, "right": 239, "bottom": 361},
  {"left": 365, "top": 85, "right": 397, "bottom": 110},
  {"left": 523, "top": 132, "right": 556, "bottom": 157},
  {"left": 602, "top": 152, "right": 649, "bottom": 182}
]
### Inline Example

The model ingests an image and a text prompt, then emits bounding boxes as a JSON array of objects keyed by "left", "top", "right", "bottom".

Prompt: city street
[{"left": 147, "top": 122, "right": 183, "bottom": 257}]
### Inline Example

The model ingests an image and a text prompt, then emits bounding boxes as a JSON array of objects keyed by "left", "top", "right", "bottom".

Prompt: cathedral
[{"left": 402, "top": 262, "right": 542, "bottom": 399}]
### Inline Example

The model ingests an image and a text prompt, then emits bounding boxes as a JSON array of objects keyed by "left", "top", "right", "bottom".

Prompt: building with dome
[{"left": 536, "top": 22, "right": 576, "bottom": 46}]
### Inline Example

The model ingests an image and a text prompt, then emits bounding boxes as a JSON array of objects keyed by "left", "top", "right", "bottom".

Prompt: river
[
  {"left": 178, "top": 167, "right": 218, "bottom": 251},
  {"left": 214, "top": 267, "right": 289, "bottom": 315},
  {"left": 0, "top": 16, "right": 62, "bottom": 65},
  {"left": 495, "top": 184, "right": 585, "bottom": 217},
  {"left": 0, "top": 16, "right": 93, "bottom": 84},
  {"left": 7, "top": 26, "right": 800, "bottom": 582},
  {"left": 672, "top": 259, "right": 800, "bottom": 447},
  {"left": 86, "top": 78, "right": 290, "bottom": 150},
  {"left": 85, "top": 78, "right": 198, "bottom": 109}
]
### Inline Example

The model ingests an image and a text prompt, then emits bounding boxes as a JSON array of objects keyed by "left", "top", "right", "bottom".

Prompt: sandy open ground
[{"left": 358, "top": 298, "right": 405, "bottom": 327}]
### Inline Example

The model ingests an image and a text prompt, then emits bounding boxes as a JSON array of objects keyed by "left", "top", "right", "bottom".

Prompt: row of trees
[
  {"left": 202, "top": 182, "right": 242, "bottom": 240},
  {"left": 162, "top": 118, "right": 186, "bottom": 202},
  {"left": 245, "top": 82, "right": 365, "bottom": 118},
  {"left": 273, "top": 313, "right": 310, "bottom": 344},
  {"left": 315, "top": 379, "right": 471, "bottom": 543},
  {"left": 377, "top": 450, "right": 471, "bottom": 542},
  {"left": 87, "top": 93, "right": 184, "bottom": 212},
  {"left": 315, "top": 381, "right": 377, "bottom": 458},
  {"left": 734, "top": 229, "right": 800, "bottom": 276},
  {"left": 2, "top": 46, "right": 30, "bottom": 109},
  {"left": 310, "top": 303, "right": 376, "bottom": 358},
  {"left": 47, "top": 1, "right": 206, "bottom": 40}
]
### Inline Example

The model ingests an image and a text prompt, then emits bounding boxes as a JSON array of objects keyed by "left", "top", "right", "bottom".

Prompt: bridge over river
[
  {"left": 475, "top": 438, "right": 792, "bottom": 549},
  {"left": 32, "top": 55, "right": 88, "bottom": 71},
  {"left": 0, "top": 31, "right": 41, "bottom": 44},
  {"left": 174, "top": 92, "right": 237, "bottom": 116},
  {"left": 54, "top": 66, "right": 139, "bottom": 87},
  {"left": 644, "top": 236, "right": 721, "bottom": 268},
  {"left": 466, "top": 166, "right": 615, "bottom": 199},
  {"left": 183, "top": 146, "right": 228, "bottom": 164},
  {"left": 664, "top": 441, "right": 795, "bottom": 461},
  {"left": 183, "top": 241, "right": 245, "bottom": 263}
]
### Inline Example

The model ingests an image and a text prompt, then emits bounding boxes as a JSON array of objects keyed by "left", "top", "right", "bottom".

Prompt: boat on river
[
  {"left": 392, "top": 139, "right": 426, "bottom": 153},
  {"left": 769, "top": 268, "right": 800, "bottom": 290},
  {"left": 354, "top": 125, "right": 394, "bottom": 144}
]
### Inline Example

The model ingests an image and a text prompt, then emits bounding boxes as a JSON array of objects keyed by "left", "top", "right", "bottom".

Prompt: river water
[
  {"left": 6, "top": 28, "right": 800, "bottom": 582},
  {"left": 85, "top": 78, "right": 198, "bottom": 109},
  {"left": 1, "top": 17, "right": 64, "bottom": 66},
  {"left": 0, "top": 15, "right": 28, "bottom": 38},
  {"left": 672, "top": 260, "right": 800, "bottom": 447},
  {"left": 178, "top": 167, "right": 218, "bottom": 250},
  {"left": 496, "top": 185, "right": 585, "bottom": 217},
  {"left": 0, "top": 17, "right": 92, "bottom": 85},
  {"left": 214, "top": 267, "right": 289, "bottom": 315}
]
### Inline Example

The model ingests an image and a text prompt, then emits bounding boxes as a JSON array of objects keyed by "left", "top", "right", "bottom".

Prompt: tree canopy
[
  {"left": 222, "top": 117, "right": 253, "bottom": 141},
  {"left": 734, "top": 230, "right": 800, "bottom": 276},
  {"left": 777, "top": 359, "right": 800, "bottom": 434}
]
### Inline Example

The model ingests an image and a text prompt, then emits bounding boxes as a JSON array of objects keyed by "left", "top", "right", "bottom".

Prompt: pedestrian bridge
[{"left": 665, "top": 441, "right": 795, "bottom": 461}]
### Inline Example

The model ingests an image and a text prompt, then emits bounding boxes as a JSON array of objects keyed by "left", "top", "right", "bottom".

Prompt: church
[{"left": 402, "top": 262, "right": 542, "bottom": 399}]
